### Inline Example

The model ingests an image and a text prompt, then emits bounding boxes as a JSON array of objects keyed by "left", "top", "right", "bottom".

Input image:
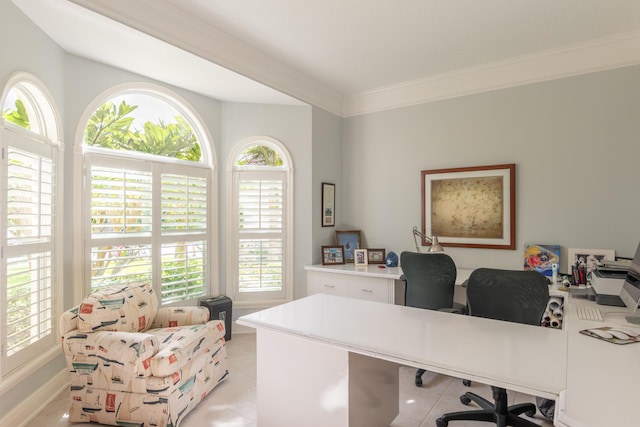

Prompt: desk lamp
[{"left": 412, "top": 226, "right": 444, "bottom": 252}]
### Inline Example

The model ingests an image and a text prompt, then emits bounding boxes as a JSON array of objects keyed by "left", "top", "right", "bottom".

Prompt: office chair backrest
[
  {"left": 400, "top": 251, "right": 457, "bottom": 310},
  {"left": 466, "top": 268, "right": 549, "bottom": 326}
]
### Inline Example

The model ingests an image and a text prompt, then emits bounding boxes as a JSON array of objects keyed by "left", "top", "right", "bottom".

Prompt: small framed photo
[
  {"left": 335, "top": 230, "right": 362, "bottom": 263},
  {"left": 566, "top": 248, "right": 615, "bottom": 274},
  {"left": 354, "top": 249, "right": 368, "bottom": 266},
  {"left": 367, "top": 249, "right": 386, "bottom": 264},
  {"left": 322, "top": 246, "right": 345, "bottom": 265}
]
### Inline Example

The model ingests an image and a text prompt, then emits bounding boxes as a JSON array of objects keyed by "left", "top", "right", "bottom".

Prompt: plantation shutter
[
  {"left": 87, "top": 157, "right": 153, "bottom": 290},
  {"left": 86, "top": 154, "right": 209, "bottom": 304},
  {"left": 2, "top": 126, "right": 57, "bottom": 373},
  {"left": 160, "top": 169, "right": 208, "bottom": 304},
  {"left": 236, "top": 170, "right": 285, "bottom": 297}
]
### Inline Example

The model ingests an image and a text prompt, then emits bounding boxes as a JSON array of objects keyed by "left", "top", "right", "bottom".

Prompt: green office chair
[
  {"left": 400, "top": 251, "right": 466, "bottom": 387},
  {"left": 435, "top": 267, "right": 549, "bottom": 427}
]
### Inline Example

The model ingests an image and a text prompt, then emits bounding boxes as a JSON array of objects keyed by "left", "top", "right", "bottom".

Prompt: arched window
[
  {"left": 79, "top": 84, "right": 215, "bottom": 305},
  {"left": 0, "top": 72, "right": 62, "bottom": 376},
  {"left": 228, "top": 137, "right": 293, "bottom": 305}
]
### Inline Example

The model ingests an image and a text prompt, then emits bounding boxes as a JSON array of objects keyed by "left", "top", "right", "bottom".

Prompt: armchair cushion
[
  {"left": 149, "top": 321, "right": 226, "bottom": 377},
  {"left": 152, "top": 306, "right": 210, "bottom": 328},
  {"left": 77, "top": 282, "right": 158, "bottom": 333}
]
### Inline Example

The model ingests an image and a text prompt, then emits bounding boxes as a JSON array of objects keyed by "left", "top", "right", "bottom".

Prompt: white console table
[{"left": 305, "top": 264, "right": 472, "bottom": 305}]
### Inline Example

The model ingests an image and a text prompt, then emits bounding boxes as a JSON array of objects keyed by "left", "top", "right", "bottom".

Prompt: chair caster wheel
[
  {"left": 415, "top": 377, "right": 422, "bottom": 387},
  {"left": 460, "top": 394, "right": 472, "bottom": 405},
  {"left": 463, "top": 379, "right": 471, "bottom": 387},
  {"left": 525, "top": 409, "right": 536, "bottom": 417},
  {"left": 435, "top": 417, "right": 447, "bottom": 427}
]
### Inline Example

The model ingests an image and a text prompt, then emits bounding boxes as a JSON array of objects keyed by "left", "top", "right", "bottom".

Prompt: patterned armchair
[{"left": 60, "top": 283, "right": 228, "bottom": 427}]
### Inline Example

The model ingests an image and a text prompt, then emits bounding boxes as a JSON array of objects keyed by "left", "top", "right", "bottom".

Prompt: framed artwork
[
  {"left": 566, "top": 248, "right": 615, "bottom": 275},
  {"left": 421, "top": 164, "right": 516, "bottom": 250},
  {"left": 354, "top": 249, "right": 368, "bottom": 266},
  {"left": 367, "top": 248, "right": 386, "bottom": 264},
  {"left": 322, "top": 182, "right": 335, "bottom": 227},
  {"left": 524, "top": 244, "right": 560, "bottom": 277},
  {"left": 335, "top": 230, "right": 362, "bottom": 263},
  {"left": 321, "top": 246, "right": 345, "bottom": 265}
]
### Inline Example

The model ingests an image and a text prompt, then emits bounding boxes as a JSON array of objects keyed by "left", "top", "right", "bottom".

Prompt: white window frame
[
  {"left": 227, "top": 136, "right": 293, "bottom": 308},
  {"left": 75, "top": 83, "right": 217, "bottom": 306},
  {"left": 0, "top": 72, "right": 63, "bottom": 384}
]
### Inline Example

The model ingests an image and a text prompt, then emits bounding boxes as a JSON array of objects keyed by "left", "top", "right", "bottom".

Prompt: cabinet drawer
[
  {"left": 306, "top": 270, "right": 392, "bottom": 303},
  {"left": 307, "top": 281, "right": 348, "bottom": 297},
  {"left": 346, "top": 279, "right": 389, "bottom": 303}
]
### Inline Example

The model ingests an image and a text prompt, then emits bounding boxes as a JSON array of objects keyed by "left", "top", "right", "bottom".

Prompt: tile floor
[{"left": 26, "top": 333, "right": 553, "bottom": 427}]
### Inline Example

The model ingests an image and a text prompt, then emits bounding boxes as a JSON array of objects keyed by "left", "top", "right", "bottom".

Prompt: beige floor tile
[{"left": 24, "top": 333, "right": 554, "bottom": 427}]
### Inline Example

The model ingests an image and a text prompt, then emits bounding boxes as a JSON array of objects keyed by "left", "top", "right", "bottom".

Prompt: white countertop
[
  {"left": 237, "top": 293, "right": 567, "bottom": 399},
  {"left": 304, "top": 264, "right": 472, "bottom": 285}
]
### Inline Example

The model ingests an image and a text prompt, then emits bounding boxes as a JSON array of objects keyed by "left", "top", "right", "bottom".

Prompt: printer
[{"left": 590, "top": 259, "right": 631, "bottom": 306}]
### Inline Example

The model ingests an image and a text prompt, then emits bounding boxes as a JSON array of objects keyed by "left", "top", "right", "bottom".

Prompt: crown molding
[
  {"left": 343, "top": 31, "right": 640, "bottom": 117},
  {"left": 67, "top": 0, "right": 343, "bottom": 116}
]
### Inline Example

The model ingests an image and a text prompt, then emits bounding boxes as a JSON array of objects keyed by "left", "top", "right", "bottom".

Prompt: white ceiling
[{"left": 12, "top": 0, "right": 640, "bottom": 116}]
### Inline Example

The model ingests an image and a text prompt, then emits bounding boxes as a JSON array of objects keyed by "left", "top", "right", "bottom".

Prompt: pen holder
[{"left": 572, "top": 265, "right": 587, "bottom": 286}]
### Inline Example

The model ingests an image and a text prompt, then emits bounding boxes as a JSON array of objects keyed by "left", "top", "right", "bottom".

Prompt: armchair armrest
[
  {"left": 61, "top": 330, "right": 159, "bottom": 377},
  {"left": 151, "top": 306, "right": 210, "bottom": 328},
  {"left": 60, "top": 305, "right": 80, "bottom": 336}
]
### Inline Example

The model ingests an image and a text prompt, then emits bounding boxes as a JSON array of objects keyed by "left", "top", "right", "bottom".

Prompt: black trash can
[{"left": 200, "top": 296, "right": 232, "bottom": 341}]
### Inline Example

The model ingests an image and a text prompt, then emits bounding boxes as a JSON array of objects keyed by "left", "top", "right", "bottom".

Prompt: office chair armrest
[{"left": 438, "top": 302, "right": 467, "bottom": 315}]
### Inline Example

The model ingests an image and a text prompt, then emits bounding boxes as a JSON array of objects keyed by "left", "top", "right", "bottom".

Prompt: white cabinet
[{"left": 305, "top": 264, "right": 403, "bottom": 304}]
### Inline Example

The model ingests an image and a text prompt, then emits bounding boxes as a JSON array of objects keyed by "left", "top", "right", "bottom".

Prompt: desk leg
[{"left": 256, "top": 329, "right": 399, "bottom": 427}]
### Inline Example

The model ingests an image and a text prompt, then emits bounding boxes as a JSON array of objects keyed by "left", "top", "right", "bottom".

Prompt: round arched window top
[
  {"left": 82, "top": 86, "right": 211, "bottom": 164},
  {"left": 230, "top": 136, "right": 292, "bottom": 170},
  {"left": 1, "top": 72, "right": 60, "bottom": 140}
]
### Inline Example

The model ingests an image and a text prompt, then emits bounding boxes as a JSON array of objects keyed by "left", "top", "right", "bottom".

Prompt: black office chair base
[
  {"left": 436, "top": 386, "right": 538, "bottom": 427},
  {"left": 415, "top": 369, "right": 472, "bottom": 388}
]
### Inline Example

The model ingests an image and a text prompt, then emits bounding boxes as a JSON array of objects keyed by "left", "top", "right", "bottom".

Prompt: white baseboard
[{"left": 0, "top": 369, "right": 69, "bottom": 427}]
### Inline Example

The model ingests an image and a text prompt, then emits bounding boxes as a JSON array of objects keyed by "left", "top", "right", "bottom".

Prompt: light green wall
[
  {"left": 311, "top": 106, "right": 343, "bottom": 264},
  {"left": 343, "top": 65, "right": 640, "bottom": 271},
  {"left": 0, "top": 0, "right": 67, "bottom": 418},
  {"left": 0, "top": 1, "right": 323, "bottom": 420}
]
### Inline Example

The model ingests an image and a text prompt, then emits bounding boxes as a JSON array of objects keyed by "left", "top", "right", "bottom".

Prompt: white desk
[
  {"left": 555, "top": 292, "right": 640, "bottom": 427},
  {"left": 237, "top": 293, "right": 566, "bottom": 427},
  {"left": 304, "top": 264, "right": 472, "bottom": 304}
]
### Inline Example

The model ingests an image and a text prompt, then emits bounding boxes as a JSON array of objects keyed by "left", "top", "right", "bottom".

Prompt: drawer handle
[
  {"left": 323, "top": 284, "right": 335, "bottom": 289},
  {"left": 360, "top": 289, "right": 373, "bottom": 293}
]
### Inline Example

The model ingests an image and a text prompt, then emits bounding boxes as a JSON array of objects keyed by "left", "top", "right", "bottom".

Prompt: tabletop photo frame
[
  {"left": 335, "top": 230, "right": 362, "bottom": 263},
  {"left": 367, "top": 248, "right": 386, "bottom": 264},
  {"left": 354, "top": 249, "right": 368, "bottom": 266},
  {"left": 321, "top": 245, "right": 345, "bottom": 265}
]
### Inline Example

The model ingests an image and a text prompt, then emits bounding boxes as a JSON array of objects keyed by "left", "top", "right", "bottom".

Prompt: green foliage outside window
[
  {"left": 2, "top": 98, "right": 30, "bottom": 129},
  {"left": 237, "top": 145, "right": 282, "bottom": 166},
  {"left": 84, "top": 100, "right": 202, "bottom": 162}
]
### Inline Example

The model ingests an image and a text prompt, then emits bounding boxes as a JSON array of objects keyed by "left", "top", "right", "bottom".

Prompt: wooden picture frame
[
  {"left": 367, "top": 249, "right": 386, "bottom": 264},
  {"left": 354, "top": 249, "right": 368, "bottom": 266},
  {"left": 335, "top": 230, "right": 362, "bottom": 263},
  {"left": 421, "top": 164, "right": 516, "bottom": 250},
  {"left": 321, "top": 245, "right": 345, "bottom": 265},
  {"left": 322, "top": 182, "right": 335, "bottom": 227}
]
